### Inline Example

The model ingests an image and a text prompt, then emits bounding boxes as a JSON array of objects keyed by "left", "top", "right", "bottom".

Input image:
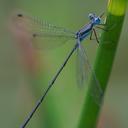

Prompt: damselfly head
[
  {"left": 88, "top": 13, "right": 95, "bottom": 20},
  {"left": 88, "top": 13, "right": 101, "bottom": 25}
]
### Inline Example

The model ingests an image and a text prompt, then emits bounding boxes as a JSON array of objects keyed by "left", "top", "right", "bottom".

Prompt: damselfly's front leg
[
  {"left": 93, "top": 29, "right": 99, "bottom": 44},
  {"left": 89, "top": 30, "right": 93, "bottom": 40},
  {"left": 89, "top": 29, "right": 99, "bottom": 44}
]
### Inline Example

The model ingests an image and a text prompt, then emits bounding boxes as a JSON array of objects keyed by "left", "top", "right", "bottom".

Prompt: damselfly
[{"left": 15, "top": 12, "right": 105, "bottom": 128}]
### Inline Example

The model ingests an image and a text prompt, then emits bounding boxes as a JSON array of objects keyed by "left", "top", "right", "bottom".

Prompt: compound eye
[{"left": 88, "top": 13, "right": 94, "bottom": 20}]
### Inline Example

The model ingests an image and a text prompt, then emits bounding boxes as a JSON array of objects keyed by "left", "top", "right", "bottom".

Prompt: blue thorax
[{"left": 76, "top": 13, "right": 101, "bottom": 42}]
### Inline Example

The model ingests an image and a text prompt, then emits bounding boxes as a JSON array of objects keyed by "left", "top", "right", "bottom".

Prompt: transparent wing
[
  {"left": 13, "top": 12, "right": 76, "bottom": 49},
  {"left": 76, "top": 43, "right": 103, "bottom": 105},
  {"left": 76, "top": 45, "right": 87, "bottom": 87}
]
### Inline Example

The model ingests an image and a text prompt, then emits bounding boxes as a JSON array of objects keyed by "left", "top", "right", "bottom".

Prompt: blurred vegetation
[{"left": 0, "top": 0, "right": 127, "bottom": 128}]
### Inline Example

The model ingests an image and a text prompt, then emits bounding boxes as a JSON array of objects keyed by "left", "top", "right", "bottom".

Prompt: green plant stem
[{"left": 78, "top": 0, "right": 127, "bottom": 128}]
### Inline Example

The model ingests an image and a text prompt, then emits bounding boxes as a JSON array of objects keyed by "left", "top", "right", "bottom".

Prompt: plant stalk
[{"left": 78, "top": 0, "right": 127, "bottom": 127}]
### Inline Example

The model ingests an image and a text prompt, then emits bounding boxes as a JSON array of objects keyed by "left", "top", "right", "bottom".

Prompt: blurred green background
[{"left": 0, "top": 0, "right": 128, "bottom": 128}]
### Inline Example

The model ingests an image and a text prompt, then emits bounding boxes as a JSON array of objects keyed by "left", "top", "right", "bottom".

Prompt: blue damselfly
[{"left": 15, "top": 12, "right": 105, "bottom": 128}]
